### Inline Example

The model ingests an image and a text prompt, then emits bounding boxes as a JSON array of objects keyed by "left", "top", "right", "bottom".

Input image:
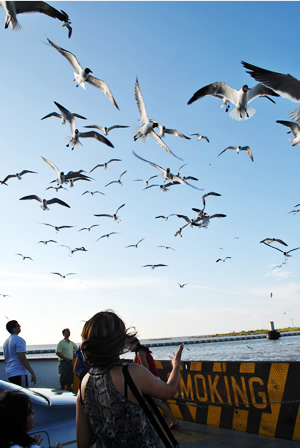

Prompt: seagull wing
[
  {"left": 188, "top": 82, "right": 238, "bottom": 105},
  {"left": 274, "top": 239, "right": 288, "bottom": 247},
  {"left": 47, "top": 39, "right": 82, "bottom": 73},
  {"left": 135, "top": 78, "right": 148, "bottom": 125},
  {"left": 247, "top": 83, "right": 280, "bottom": 103},
  {"left": 19, "top": 170, "right": 37, "bottom": 176},
  {"left": 209, "top": 214, "right": 227, "bottom": 219},
  {"left": 218, "top": 146, "right": 236, "bottom": 157},
  {"left": 87, "top": 76, "right": 119, "bottom": 110},
  {"left": 116, "top": 203, "right": 125, "bottom": 214},
  {"left": 41, "top": 156, "right": 60, "bottom": 177},
  {"left": 83, "top": 125, "right": 105, "bottom": 132},
  {"left": 241, "top": 61, "right": 300, "bottom": 102},
  {"left": 177, "top": 214, "right": 191, "bottom": 223},
  {"left": 149, "top": 130, "right": 182, "bottom": 159},
  {"left": 47, "top": 198, "right": 70, "bottom": 208},
  {"left": 132, "top": 151, "right": 166, "bottom": 174},
  {"left": 2, "top": 174, "right": 16, "bottom": 183},
  {"left": 108, "top": 125, "right": 129, "bottom": 132},
  {"left": 287, "top": 247, "right": 300, "bottom": 254},
  {"left": 41, "top": 112, "right": 62, "bottom": 120},
  {"left": 15, "top": 2, "right": 69, "bottom": 22},
  {"left": 276, "top": 120, "right": 300, "bottom": 138},
  {"left": 78, "top": 131, "right": 114, "bottom": 148},
  {"left": 241, "top": 146, "right": 254, "bottom": 162},
  {"left": 20, "top": 195, "right": 42, "bottom": 203},
  {"left": 94, "top": 214, "right": 113, "bottom": 218},
  {"left": 72, "top": 113, "right": 87, "bottom": 120},
  {"left": 164, "top": 128, "right": 190, "bottom": 139}
]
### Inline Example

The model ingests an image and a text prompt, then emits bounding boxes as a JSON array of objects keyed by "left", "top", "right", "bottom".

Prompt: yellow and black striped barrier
[{"left": 156, "top": 360, "right": 300, "bottom": 441}]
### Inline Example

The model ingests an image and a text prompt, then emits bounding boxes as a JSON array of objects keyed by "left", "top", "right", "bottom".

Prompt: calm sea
[{"left": 1, "top": 333, "right": 299, "bottom": 362}]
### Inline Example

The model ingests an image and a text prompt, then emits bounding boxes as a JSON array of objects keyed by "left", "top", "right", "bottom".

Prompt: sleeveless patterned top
[{"left": 82, "top": 362, "right": 161, "bottom": 447}]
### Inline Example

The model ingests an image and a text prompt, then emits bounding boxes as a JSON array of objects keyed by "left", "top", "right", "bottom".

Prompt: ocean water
[{"left": 1, "top": 333, "right": 299, "bottom": 362}]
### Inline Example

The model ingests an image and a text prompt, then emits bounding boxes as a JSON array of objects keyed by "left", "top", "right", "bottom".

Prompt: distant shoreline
[{"left": 191, "top": 327, "right": 300, "bottom": 339}]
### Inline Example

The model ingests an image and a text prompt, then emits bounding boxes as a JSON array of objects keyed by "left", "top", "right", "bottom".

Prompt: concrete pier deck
[{"left": 172, "top": 420, "right": 299, "bottom": 447}]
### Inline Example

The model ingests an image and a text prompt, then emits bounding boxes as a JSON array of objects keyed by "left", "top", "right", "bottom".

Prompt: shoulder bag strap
[{"left": 122, "top": 364, "right": 179, "bottom": 448}]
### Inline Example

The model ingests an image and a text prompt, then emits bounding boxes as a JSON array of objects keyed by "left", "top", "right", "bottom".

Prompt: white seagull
[
  {"left": 191, "top": 133, "right": 209, "bottom": 143},
  {"left": 262, "top": 243, "right": 300, "bottom": 258},
  {"left": 66, "top": 129, "right": 114, "bottom": 150},
  {"left": 83, "top": 124, "right": 129, "bottom": 135},
  {"left": 142, "top": 264, "right": 168, "bottom": 269},
  {"left": 96, "top": 232, "right": 119, "bottom": 242},
  {"left": 105, "top": 171, "right": 127, "bottom": 187},
  {"left": 37, "top": 240, "right": 57, "bottom": 245},
  {"left": 134, "top": 78, "right": 181, "bottom": 159},
  {"left": 42, "top": 156, "right": 92, "bottom": 185},
  {"left": 89, "top": 159, "right": 122, "bottom": 172},
  {"left": 260, "top": 238, "right": 287, "bottom": 247},
  {"left": 47, "top": 39, "right": 119, "bottom": 109},
  {"left": 241, "top": 61, "right": 300, "bottom": 123},
  {"left": 19, "top": 195, "right": 70, "bottom": 210},
  {"left": 78, "top": 224, "right": 100, "bottom": 232},
  {"left": 39, "top": 223, "right": 74, "bottom": 232},
  {"left": 276, "top": 121, "right": 300, "bottom": 147},
  {"left": 154, "top": 123, "right": 190, "bottom": 140},
  {"left": 125, "top": 238, "right": 145, "bottom": 248},
  {"left": 187, "top": 81, "right": 279, "bottom": 121},
  {"left": 1, "top": 170, "right": 37, "bottom": 185},
  {"left": 133, "top": 175, "right": 158, "bottom": 186},
  {"left": 94, "top": 204, "right": 125, "bottom": 222},
  {"left": 51, "top": 272, "right": 76, "bottom": 279},
  {"left": 41, "top": 102, "right": 86, "bottom": 126},
  {"left": 216, "top": 257, "right": 231, "bottom": 263},
  {"left": 218, "top": 146, "right": 253, "bottom": 162},
  {"left": 0, "top": 1, "right": 71, "bottom": 36},
  {"left": 82, "top": 191, "right": 104, "bottom": 196},
  {"left": 16, "top": 254, "right": 33, "bottom": 261}
]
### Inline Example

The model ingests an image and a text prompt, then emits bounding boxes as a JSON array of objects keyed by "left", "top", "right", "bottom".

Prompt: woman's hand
[
  {"left": 33, "top": 434, "right": 43, "bottom": 447},
  {"left": 169, "top": 343, "right": 184, "bottom": 367}
]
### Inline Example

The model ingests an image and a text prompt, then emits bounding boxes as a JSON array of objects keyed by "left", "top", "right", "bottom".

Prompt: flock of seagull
[{"left": 1, "top": 1, "right": 300, "bottom": 297}]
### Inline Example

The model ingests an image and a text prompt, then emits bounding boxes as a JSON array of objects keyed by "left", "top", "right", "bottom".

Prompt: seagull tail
[
  {"left": 289, "top": 137, "right": 300, "bottom": 147},
  {"left": 6, "top": 16, "right": 22, "bottom": 31},
  {"left": 74, "top": 73, "right": 86, "bottom": 90},
  {"left": 229, "top": 106, "right": 256, "bottom": 121}
]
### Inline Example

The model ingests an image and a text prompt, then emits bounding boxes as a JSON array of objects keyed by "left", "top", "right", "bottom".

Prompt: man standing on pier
[
  {"left": 56, "top": 328, "right": 78, "bottom": 391},
  {"left": 3, "top": 320, "right": 36, "bottom": 387}
]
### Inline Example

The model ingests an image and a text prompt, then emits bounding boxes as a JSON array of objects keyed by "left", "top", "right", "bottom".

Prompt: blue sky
[{"left": 1, "top": 1, "right": 300, "bottom": 346}]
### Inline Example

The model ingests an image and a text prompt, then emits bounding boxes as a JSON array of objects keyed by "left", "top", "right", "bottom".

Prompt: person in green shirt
[{"left": 56, "top": 328, "right": 78, "bottom": 391}]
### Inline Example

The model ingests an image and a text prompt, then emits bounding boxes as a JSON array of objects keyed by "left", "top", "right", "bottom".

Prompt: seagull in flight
[
  {"left": 78, "top": 224, "right": 100, "bottom": 232},
  {"left": 133, "top": 175, "right": 158, "bottom": 186},
  {"left": 51, "top": 272, "right": 76, "bottom": 279},
  {"left": 192, "top": 192, "right": 222, "bottom": 220},
  {"left": 187, "top": 81, "right": 279, "bottom": 120},
  {"left": 178, "top": 283, "right": 188, "bottom": 288},
  {"left": 158, "top": 245, "right": 176, "bottom": 251},
  {"left": 1, "top": 170, "right": 37, "bottom": 185},
  {"left": 47, "top": 39, "right": 119, "bottom": 109},
  {"left": 19, "top": 195, "right": 70, "bottom": 210},
  {"left": 105, "top": 171, "right": 127, "bottom": 187},
  {"left": 94, "top": 204, "right": 125, "bottom": 222},
  {"left": 83, "top": 124, "right": 129, "bottom": 135},
  {"left": 216, "top": 257, "right": 231, "bottom": 263},
  {"left": 37, "top": 240, "right": 57, "bottom": 245},
  {"left": 155, "top": 214, "right": 176, "bottom": 221},
  {"left": 218, "top": 146, "right": 254, "bottom": 162},
  {"left": 262, "top": 242, "right": 300, "bottom": 257},
  {"left": 260, "top": 238, "right": 288, "bottom": 246},
  {"left": 276, "top": 121, "right": 300, "bottom": 147},
  {"left": 41, "top": 101, "right": 86, "bottom": 126},
  {"left": 42, "top": 156, "right": 92, "bottom": 185},
  {"left": 191, "top": 133, "right": 209, "bottom": 143},
  {"left": 133, "top": 151, "right": 202, "bottom": 189},
  {"left": 96, "top": 232, "right": 119, "bottom": 242},
  {"left": 0, "top": 1, "right": 71, "bottom": 36},
  {"left": 125, "top": 238, "right": 145, "bottom": 248},
  {"left": 241, "top": 61, "right": 300, "bottom": 123},
  {"left": 0, "top": 294, "right": 11, "bottom": 297},
  {"left": 82, "top": 190, "right": 104, "bottom": 196},
  {"left": 66, "top": 128, "right": 114, "bottom": 150},
  {"left": 16, "top": 254, "right": 33, "bottom": 261},
  {"left": 89, "top": 159, "right": 122, "bottom": 172},
  {"left": 155, "top": 123, "right": 190, "bottom": 140},
  {"left": 38, "top": 223, "right": 74, "bottom": 232},
  {"left": 134, "top": 78, "right": 181, "bottom": 159},
  {"left": 143, "top": 264, "right": 168, "bottom": 269}
]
